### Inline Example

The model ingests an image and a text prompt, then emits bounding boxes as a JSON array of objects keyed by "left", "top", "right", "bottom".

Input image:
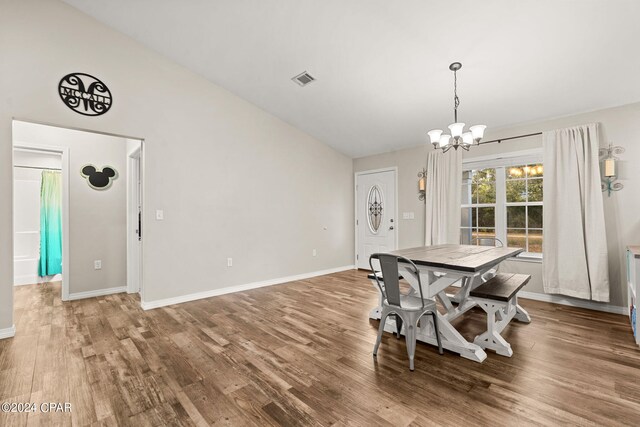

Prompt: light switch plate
[
  {"left": 156, "top": 210, "right": 164, "bottom": 220},
  {"left": 402, "top": 212, "right": 415, "bottom": 220}
]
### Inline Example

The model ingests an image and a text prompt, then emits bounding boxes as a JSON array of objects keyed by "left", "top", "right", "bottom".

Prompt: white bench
[{"left": 469, "top": 273, "right": 531, "bottom": 357}]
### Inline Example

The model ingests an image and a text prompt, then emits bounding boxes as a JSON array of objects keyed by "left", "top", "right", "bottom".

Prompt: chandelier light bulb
[
  {"left": 469, "top": 125, "right": 487, "bottom": 142},
  {"left": 448, "top": 123, "right": 465, "bottom": 139},
  {"left": 461, "top": 132, "right": 473, "bottom": 145},
  {"left": 428, "top": 129, "right": 443, "bottom": 145},
  {"left": 439, "top": 134, "right": 451, "bottom": 148}
]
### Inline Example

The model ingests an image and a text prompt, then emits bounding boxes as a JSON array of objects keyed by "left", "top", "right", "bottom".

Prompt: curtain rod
[
  {"left": 477, "top": 132, "right": 542, "bottom": 145},
  {"left": 14, "top": 165, "right": 62, "bottom": 171}
]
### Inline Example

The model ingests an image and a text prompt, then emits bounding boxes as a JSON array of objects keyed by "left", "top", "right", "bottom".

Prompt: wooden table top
[{"left": 390, "top": 244, "right": 523, "bottom": 273}]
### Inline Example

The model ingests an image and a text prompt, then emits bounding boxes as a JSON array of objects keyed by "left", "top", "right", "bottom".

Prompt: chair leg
[
  {"left": 404, "top": 316, "right": 417, "bottom": 371},
  {"left": 395, "top": 314, "right": 403, "bottom": 339},
  {"left": 430, "top": 311, "right": 444, "bottom": 355},
  {"left": 373, "top": 309, "right": 390, "bottom": 357}
]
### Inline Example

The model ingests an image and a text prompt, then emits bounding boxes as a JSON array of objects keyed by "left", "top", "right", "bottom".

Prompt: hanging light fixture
[{"left": 428, "top": 62, "right": 486, "bottom": 152}]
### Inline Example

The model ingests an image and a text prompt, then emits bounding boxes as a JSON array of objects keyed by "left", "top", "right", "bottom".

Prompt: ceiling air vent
[{"left": 292, "top": 71, "right": 315, "bottom": 87}]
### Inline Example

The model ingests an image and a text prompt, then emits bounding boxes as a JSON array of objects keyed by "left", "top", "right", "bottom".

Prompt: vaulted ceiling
[{"left": 63, "top": 0, "right": 640, "bottom": 157}]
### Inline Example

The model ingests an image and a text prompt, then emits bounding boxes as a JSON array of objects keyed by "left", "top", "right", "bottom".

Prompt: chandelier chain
[{"left": 453, "top": 70, "right": 460, "bottom": 123}]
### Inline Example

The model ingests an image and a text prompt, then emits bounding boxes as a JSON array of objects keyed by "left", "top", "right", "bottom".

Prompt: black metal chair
[{"left": 370, "top": 253, "right": 443, "bottom": 371}]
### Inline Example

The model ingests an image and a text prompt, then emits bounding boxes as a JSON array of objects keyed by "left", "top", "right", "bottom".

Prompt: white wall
[
  {"left": 13, "top": 121, "right": 128, "bottom": 295},
  {"left": 0, "top": 0, "right": 354, "bottom": 331},
  {"left": 354, "top": 102, "right": 640, "bottom": 309},
  {"left": 13, "top": 150, "right": 62, "bottom": 285}
]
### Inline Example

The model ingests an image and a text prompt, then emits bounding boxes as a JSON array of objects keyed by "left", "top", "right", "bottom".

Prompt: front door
[{"left": 356, "top": 169, "right": 396, "bottom": 269}]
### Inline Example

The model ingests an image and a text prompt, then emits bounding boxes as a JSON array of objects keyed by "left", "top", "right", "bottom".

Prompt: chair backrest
[
  {"left": 471, "top": 237, "right": 504, "bottom": 247},
  {"left": 369, "top": 253, "right": 423, "bottom": 308}
]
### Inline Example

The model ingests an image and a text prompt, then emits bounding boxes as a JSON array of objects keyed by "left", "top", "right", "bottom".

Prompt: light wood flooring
[{"left": 1, "top": 270, "right": 639, "bottom": 426}]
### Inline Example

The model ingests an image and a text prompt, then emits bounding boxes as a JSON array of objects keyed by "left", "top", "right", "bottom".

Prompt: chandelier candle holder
[
  {"left": 599, "top": 143, "right": 624, "bottom": 197},
  {"left": 428, "top": 62, "right": 486, "bottom": 152},
  {"left": 418, "top": 168, "right": 427, "bottom": 201}
]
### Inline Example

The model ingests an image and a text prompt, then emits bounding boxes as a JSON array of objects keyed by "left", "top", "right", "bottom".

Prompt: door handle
[{"left": 389, "top": 226, "right": 394, "bottom": 230}]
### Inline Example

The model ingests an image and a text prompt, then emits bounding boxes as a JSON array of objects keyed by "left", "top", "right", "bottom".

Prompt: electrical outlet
[
  {"left": 312, "top": 249, "right": 317, "bottom": 257},
  {"left": 227, "top": 258, "right": 233, "bottom": 267},
  {"left": 94, "top": 260, "right": 102, "bottom": 270},
  {"left": 156, "top": 210, "right": 164, "bottom": 220}
]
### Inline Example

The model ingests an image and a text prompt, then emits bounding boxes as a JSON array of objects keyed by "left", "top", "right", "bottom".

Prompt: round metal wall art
[{"left": 58, "top": 73, "right": 113, "bottom": 116}]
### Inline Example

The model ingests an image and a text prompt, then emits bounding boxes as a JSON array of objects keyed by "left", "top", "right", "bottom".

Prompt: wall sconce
[
  {"left": 418, "top": 168, "right": 426, "bottom": 202},
  {"left": 599, "top": 143, "right": 624, "bottom": 197}
]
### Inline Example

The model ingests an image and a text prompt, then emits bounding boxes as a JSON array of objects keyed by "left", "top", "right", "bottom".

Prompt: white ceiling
[{"left": 63, "top": 0, "right": 640, "bottom": 158}]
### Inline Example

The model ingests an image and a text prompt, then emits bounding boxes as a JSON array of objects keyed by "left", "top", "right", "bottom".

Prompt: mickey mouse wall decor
[{"left": 81, "top": 165, "right": 118, "bottom": 190}]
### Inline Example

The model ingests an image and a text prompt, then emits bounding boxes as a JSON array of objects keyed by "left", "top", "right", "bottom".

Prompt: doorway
[
  {"left": 355, "top": 168, "right": 397, "bottom": 269},
  {"left": 11, "top": 120, "right": 144, "bottom": 304},
  {"left": 13, "top": 145, "right": 69, "bottom": 298}
]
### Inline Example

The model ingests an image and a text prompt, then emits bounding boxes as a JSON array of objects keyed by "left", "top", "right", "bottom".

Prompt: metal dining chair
[
  {"left": 471, "top": 237, "right": 504, "bottom": 281},
  {"left": 370, "top": 253, "right": 443, "bottom": 371}
]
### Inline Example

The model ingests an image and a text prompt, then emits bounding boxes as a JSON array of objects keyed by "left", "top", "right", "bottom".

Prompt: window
[
  {"left": 461, "top": 168, "right": 496, "bottom": 244},
  {"left": 506, "top": 164, "right": 543, "bottom": 253},
  {"left": 461, "top": 153, "right": 543, "bottom": 258}
]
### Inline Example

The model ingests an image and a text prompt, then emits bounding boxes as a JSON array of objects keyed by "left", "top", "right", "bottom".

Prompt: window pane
[
  {"left": 476, "top": 182, "right": 496, "bottom": 204},
  {"left": 461, "top": 207, "right": 473, "bottom": 227},
  {"left": 528, "top": 229, "right": 543, "bottom": 253},
  {"left": 528, "top": 206, "right": 543, "bottom": 228},
  {"left": 460, "top": 228, "right": 472, "bottom": 244},
  {"left": 507, "top": 165, "right": 526, "bottom": 179},
  {"left": 507, "top": 228, "right": 526, "bottom": 250},
  {"left": 507, "top": 206, "right": 526, "bottom": 228},
  {"left": 472, "top": 207, "right": 477, "bottom": 227},
  {"left": 477, "top": 207, "right": 495, "bottom": 228},
  {"left": 506, "top": 180, "right": 527, "bottom": 202},
  {"left": 528, "top": 178, "right": 543, "bottom": 202},
  {"left": 527, "top": 163, "right": 543, "bottom": 178},
  {"left": 461, "top": 184, "right": 472, "bottom": 204},
  {"left": 473, "top": 168, "right": 496, "bottom": 204}
]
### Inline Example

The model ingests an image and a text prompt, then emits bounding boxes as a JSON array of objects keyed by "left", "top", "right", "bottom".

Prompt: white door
[{"left": 356, "top": 169, "right": 396, "bottom": 269}]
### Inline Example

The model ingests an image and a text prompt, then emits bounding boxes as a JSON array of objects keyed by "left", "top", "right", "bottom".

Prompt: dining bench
[{"left": 469, "top": 272, "right": 531, "bottom": 357}]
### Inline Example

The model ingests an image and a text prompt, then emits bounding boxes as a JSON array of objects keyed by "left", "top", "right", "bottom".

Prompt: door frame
[
  {"left": 354, "top": 167, "right": 398, "bottom": 268},
  {"left": 11, "top": 118, "right": 147, "bottom": 307},
  {"left": 12, "top": 143, "right": 71, "bottom": 301},
  {"left": 126, "top": 145, "right": 142, "bottom": 294}
]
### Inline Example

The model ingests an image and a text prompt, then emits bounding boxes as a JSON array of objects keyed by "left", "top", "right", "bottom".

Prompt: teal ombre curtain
[{"left": 39, "top": 171, "right": 63, "bottom": 276}]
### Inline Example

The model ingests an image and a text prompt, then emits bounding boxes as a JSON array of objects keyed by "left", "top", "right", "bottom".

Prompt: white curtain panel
[
  {"left": 542, "top": 123, "right": 610, "bottom": 302},
  {"left": 425, "top": 149, "right": 462, "bottom": 245}
]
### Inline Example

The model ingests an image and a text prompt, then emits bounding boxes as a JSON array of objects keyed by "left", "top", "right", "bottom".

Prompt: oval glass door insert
[{"left": 367, "top": 185, "right": 384, "bottom": 233}]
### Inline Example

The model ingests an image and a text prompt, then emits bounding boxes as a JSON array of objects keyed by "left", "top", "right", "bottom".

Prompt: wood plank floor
[{"left": 1, "top": 270, "right": 639, "bottom": 426}]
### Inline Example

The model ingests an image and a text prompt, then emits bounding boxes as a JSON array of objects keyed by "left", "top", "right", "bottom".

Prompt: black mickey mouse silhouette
[{"left": 81, "top": 165, "right": 118, "bottom": 190}]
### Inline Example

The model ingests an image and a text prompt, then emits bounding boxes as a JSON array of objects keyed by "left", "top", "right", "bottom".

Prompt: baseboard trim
[
  {"left": 0, "top": 325, "right": 16, "bottom": 340},
  {"left": 519, "top": 291, "right": 627, "bottom": 315},
  {"left": 68, "top": 286, "right": 127, "bottom": 301},
  {"left": 141, "top": 265, "right": 356, "bottom": 311},
  {"left": 14, "top": 274, "right": 63, "bottom": 286}
]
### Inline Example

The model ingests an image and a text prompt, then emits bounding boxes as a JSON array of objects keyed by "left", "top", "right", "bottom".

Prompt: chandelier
[{"left": 427, "top": 62, "right": 486, "bottom": 152}]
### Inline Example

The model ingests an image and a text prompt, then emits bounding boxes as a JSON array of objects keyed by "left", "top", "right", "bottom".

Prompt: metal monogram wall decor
[{"left": 58, "top": 73, "right": 112, "bottom": 116}]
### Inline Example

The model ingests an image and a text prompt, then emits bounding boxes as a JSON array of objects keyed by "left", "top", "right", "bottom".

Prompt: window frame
[{"left": 461, "top": 149, "right": 543, "bottom": 261}]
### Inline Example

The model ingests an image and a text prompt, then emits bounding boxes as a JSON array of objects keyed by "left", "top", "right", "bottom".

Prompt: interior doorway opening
[{"left": 11, "top": 120, "right": 144, "bottom": 307}]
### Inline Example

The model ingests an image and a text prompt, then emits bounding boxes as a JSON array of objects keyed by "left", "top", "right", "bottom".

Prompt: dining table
[{"left": 368, "top": 244, "right": 530, "bottom": 363}]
